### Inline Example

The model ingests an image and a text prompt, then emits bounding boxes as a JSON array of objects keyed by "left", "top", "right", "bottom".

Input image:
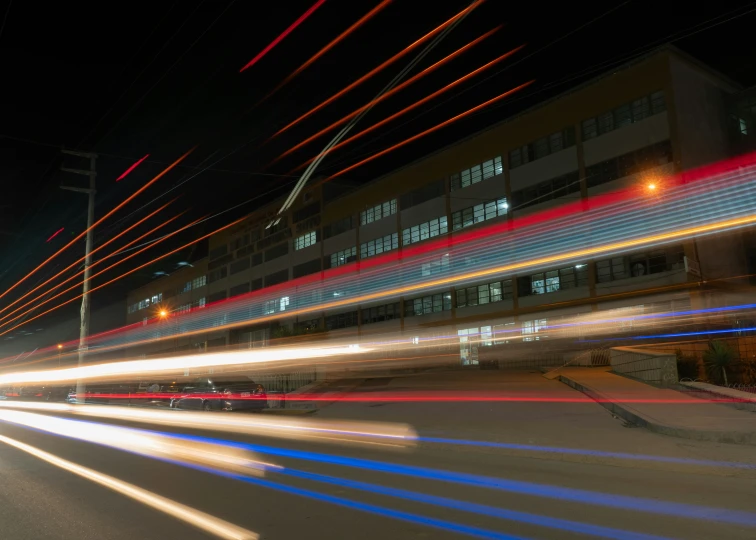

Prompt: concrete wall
[{"left": 610, "top": 346, "right": 679, "bottom": 386}]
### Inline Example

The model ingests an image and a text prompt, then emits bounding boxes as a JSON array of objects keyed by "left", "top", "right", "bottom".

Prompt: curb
[{"left": 558, "top": 374, "right": 756, "bottom": 446}]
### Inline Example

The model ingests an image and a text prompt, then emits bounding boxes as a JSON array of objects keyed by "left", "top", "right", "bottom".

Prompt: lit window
[
  {"left": 452, "top": 197, "right": 507, "bottom": 230},
  {"left": 360, "top": 199, "right": 397, "bottom": 225},
  {"left": 329, "top": 246, "right": 356, "bottom": 268},
  {"left": 192, "top": 276, "right": 206, "bottom": 289},
  {"left": 451, "top": 157, "right": 502, "bottom": 190},
  {"left": 360, "top": 233, "right": 398, "bottom": 259},
  {"left": 740, "top": 117, "right": 748, "bottom": 135},
  {"left": 280, "top": 296, "right": 290, "bottom": 311},
  {"left": 522, "top": 319, "right": 547, "bottom": 341},
  {"left": 402, "top": 216, "right": 448, "bottom": 246},
  {"left": 294, "top": 231, "right": 317, "bottom": 250}
]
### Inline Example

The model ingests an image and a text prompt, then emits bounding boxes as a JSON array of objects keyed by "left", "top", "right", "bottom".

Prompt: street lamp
[{"left": 57, "top": 344, "right": 62, "bottom": 367}]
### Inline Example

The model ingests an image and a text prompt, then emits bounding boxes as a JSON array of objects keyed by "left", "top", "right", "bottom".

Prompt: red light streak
[
  {"left": 0, "top": 216, "right": 246, "bottom": 337},
  {"left": 273, "top": 27, "right": 504, "bottom": 165},
  {"left": 0, "top": 148, "right": 194, "bottom": 303},
  {"left": 115, "top": 154, "right": 150, "bottom": 182},
  {"left": 324, "top": 81, "right": 533, "bottom": 180},
  {"left": 270, "top": 0, "right": 485, "bottom": 138},
  {"left": 0, "top": 201, "right": 175, "bottom": 320},
  {"left": 45, "top": 228, "right": 64, "bottom": 243},
  {"left": 0, "top": 212, "right": 185, "bottom": 329},
  {"left": 239, "top": 0, "right": 328, "bottom": 73},
  {"left": 292, "top": 44, "right": 523, "bottom": 172},
  {"left": 258, "top": 0, "right": 392, "bottom": 104}
]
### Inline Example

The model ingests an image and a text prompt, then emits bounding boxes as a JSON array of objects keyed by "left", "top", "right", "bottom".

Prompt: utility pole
[{"left": 60, "top": 149, "right": 97, "bottom": 404}]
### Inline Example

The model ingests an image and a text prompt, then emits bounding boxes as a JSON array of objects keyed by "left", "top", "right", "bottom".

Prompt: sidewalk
[{"left": 556, "top": 367, "right": 756, "bottom": 445}]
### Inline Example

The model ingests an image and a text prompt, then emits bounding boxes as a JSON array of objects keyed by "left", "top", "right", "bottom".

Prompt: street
[{"left": 1, "top": 370, "right": 756, "bottom": 540}]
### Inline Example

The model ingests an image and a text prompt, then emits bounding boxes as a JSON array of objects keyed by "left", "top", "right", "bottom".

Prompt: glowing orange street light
[
  {"left": 57, "top": 344, "right": 63, "bottom": 350},
  {"left": 159, "top": 310, "right": 168, "bottom": 319},
  {"left": 647, "top": 183, "right": 657, "bottom": 192}
]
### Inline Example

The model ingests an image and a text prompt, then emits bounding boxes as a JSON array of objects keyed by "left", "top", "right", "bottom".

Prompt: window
[
  {"left": 294, "top": 231, "right": 317, "bottom": 250},
  {"left": 404, "top": 293, "right": 452, "bottom": 317},
  {"left": 421, "top": 254, "right": 449, "bottom": 277},
  {"left": 523, "top": 265, "right": 588, "bottom": 296},
  {"left": 265, "top": 243, "right": 288, "bottom": 262},
  {"left": 293, "top": 258, "right": 322, "bottom": 278},
  {"left": 192, "top": 275, "right": 207, "bottom": 289},
  {"left": 328, "top": 246, "right": 356, "bottom": 268},
  {"left": 362, "top": 302, "right": 401, "bottom": 325},
  {"left": 296, "top": 318, "right": 321, "bottom": 332},
  {"left": 402, "top": 216, "right": 448, "bottom": 246},
  {"left": 127, "top": 303, "right": 138, "bottom": 314},
  {"left": 181, "top": 281, "right": 192, "bottom": 293},
  {"left": 151, "top": 294, "right": 162, "bottom": 304},
  {"left": 207, "top": 290, "right": 227, "bottom": 304},
  {"left": 586, "top": 140, "right": 672, "bottom": 188},
  {"left": 400, "top": 180, "right": 444, "bottom": 209},
  {"left": 582, "top": 91, "right": 666, "bottom": 141},
  {"left": 265, "top": 269, "right": 289, "bottom": 287},
  {"left": 250, "top": 278, "right": 263, "bottom": 291},
  {"left": 263, "top": 296, "right": 290, "bottom": 315},
  {"left": 450, "top": 156, "right": 503, "bottom": 190},
  {"left": 207, "top": 267, "right": 227, "bottom": 284},
  {"left": 266, "top": 216, "right": 288, "bottom": 236},
  {"left": 456, "top": 280, "right": 512, "bottom": 308},
  {"left": 208, "top": 244, "right": 228, "bottom": 261},
  {"left": 177, "top": 303, "right": 192, "bottom": 314},
  {"left": 230, "top": 282, "right": 250, "bottom": 297},
  {"left": 596, "top": 250, "right": 682, "bottom": 282},
  {"left": 293, "top": 202, "right": 320, "bottom": 223},
  {"left": 323, "top": 215, "right": 354, "bottom": 238},
  {"left": 208, "top": 253, "right": 233, "bottom": 270},
  {"left": 360, "top": 233, "right": 398, "bottom": 259},
  {"left": 451, "top": 197, "right": 508, "bottom": 230},
  {"left": 511, "top": 171, "right": 580, "bottom": 210},
  {"left": 192, "top": 297, "right": 206, "bottom": 309},
  {"left": 360, "top": 199, "right": 397, "bottom": 225},
  {"left": 325, "top": 311, "right": 358, "bottom": 330},
  {"left": 230, "top": 234, "right": 250, "bottom": 251},
  {"left": 522, "top": 319, "right": 547, "bottom": 341},
  {"left": 509, "top": 127, "right": 575, "bottom": 170},
  {"left": 230, "top": 257, "right": 250, "bottom": 275},
  {"left": 739, "top": 117, "right": 749, "bottom": 136},
  {"left": 252, "top": 253, "right": 263, "bottom": 267}
]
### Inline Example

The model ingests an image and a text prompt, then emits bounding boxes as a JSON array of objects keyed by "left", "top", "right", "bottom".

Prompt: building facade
[{"left": 126, "top": 46, "right": 755, "bottom": 364}]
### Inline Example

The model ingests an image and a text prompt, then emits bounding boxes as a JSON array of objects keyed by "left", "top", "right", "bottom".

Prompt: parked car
[{"left": 170, "top": 376, "right": 267, "bottom": 412}]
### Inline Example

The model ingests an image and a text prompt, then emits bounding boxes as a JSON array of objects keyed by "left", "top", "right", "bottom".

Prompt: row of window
[
  {"left": 450, "top": 156, "right": 503, "bottom": 191},
  {"left": 511, "top": 171, "right": 580, "bottom": 210},
  {"left": 128, "top": 293, "right": 163, "bottom": 314},
  {"left": 586, "top": 140, "right": 672, "bottom": 188},
  {"left": 451, "top": 197, "right": 508, "bottom": 231},
  {"left": 509, "top": 127, "right": 576, "bottom": 169},
  {"left": 329, "top": 246, "right": 357, "bottom": 269},
  {"left": 360, "top": 199, "right": 397, "bottom": 225},
  {"left": 360, "top": 233, "right": 399, "bottom": 259},
  {"left": 402, "top": 217, "right": 448, "bottom": 247},
  {"left": 294, "top": 231, "right": 317, "bottom": 250},
  {"left": 582, "top": 91, "right": 666, "bottom": 141}
]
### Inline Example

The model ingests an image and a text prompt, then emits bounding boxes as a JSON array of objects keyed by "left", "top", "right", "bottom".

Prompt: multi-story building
[{"left": 126, "top": 45, "right": 755, "bottom": 364}]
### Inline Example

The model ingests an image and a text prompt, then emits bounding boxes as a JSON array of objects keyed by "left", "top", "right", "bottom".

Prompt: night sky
[{"left": 0, "top": 0, "right": 755, "bottom": 352}]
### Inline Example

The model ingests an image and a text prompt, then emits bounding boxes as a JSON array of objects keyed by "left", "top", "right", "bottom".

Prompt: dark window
[
  {"left": 293, "top": 258, "right": 322, "bottom": 278},
  {"left": 207, "top": 267, "right": 227, "bottom": 284},
  {"left": 252, "top": 253, "right": 263, "bottom": 266},
  {"left": 265, "top": 269, "right": 289, "bottom": 287},
  {"left": 586, "top": 140, "right": 672, "bottom": 188},
  {"left": 362, "top": 302, "right": 401, "bottom": 325},
  {"left": 230, "top": 235, "right": 250, "bottom": 251},
  {"left": 236, "top": 245, "right": 255, "bottom": 258},
  {"left": 323, "top": 215, "right": 354, "bottom": 239},
  {"left": 207, "top": 290, "right": 227, "bottom": 304},
  {"left": 208, "top": 244, "right": 228, "bottom": 261},
  {"left": 265, "top": 243, "right": 288, "bottom": 262},
  {"left": 399, "top": 179, "right": 444, "bottom": 210},
  {"left": 230, "top": 257, "right": 250, "bottom": 275},
  {"left": 250, "top": 278, "right": 263, "bottom": 291},
  {"left": 509, "top": 127, "right": 575, "bottom": 170},
  {"left": 511, "top": 171, "right": 580, "bottom": 210},
  {"left": 325, "top": 311, "right": 358, "bottom": 330},
  {"left": 266, "top": 217, "right": 288, "bottom": 236},
  {"left": 208, "top": 253, "right": 233, "bottom": 270},
  {"left": 293, "top": 202, "right": 320, "bottom": 223},
  {"left": 230, "top": 282, "right": 250, "bottom": 297},
  {"left": 404, "top": 293, "right": 452, "bottom": 317},
  {"left": 456, "top": 280, "right": 513, "bottom": 308}
]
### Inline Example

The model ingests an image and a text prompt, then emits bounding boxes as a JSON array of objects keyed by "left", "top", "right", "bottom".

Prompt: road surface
[{"left": 1, "top": 370, "right": 755, "bottom": 540}]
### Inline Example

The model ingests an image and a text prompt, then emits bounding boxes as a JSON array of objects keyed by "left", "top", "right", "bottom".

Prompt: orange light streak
[
  {"left": 270, "top": 0, "right": 485, "bottom": 138},
  {"left": 61, "top": 212, "right": 756, "bottom": 353},
  {"left": 0, "top": 148, "right": 194, "bottom": 303},
  {"left": 258, "top": 0, "right": 393, "bottom": 105},
  {"left": 0, "top": 214, "right": 193, "bottom": 331},
  {"left": 0, "top": 212, "right": 185, "bottom": 328},
  {"left": 293, "top": 45, "right": 524, "bottom": 173},
  {"left": 324, "top": 80, "right": 534, "bottom": 180},
  {"left": 272, "top": 26, "right": 502, "bottom": 164},
  {"left": 0, "top": 201, "right": 174, "bottom": 319},
  {"left": 0, "top": 217, "right": 246, "bottom": 337}
]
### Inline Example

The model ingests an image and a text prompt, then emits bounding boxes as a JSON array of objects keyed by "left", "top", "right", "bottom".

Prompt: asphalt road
[{"left": 1, "top": 370, "right": 756, "bottom": 540}]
